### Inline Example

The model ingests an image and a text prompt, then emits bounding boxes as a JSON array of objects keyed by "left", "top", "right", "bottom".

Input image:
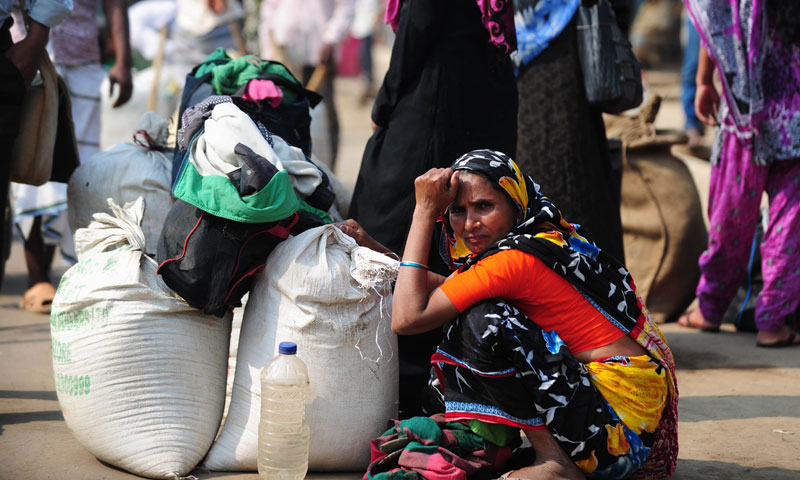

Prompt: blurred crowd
[
  {"left": 1, "top": 0, "right": 799, "bottom": 478},
  {"left": 1, "top": 0, "right": 799, "bottom": 397}
]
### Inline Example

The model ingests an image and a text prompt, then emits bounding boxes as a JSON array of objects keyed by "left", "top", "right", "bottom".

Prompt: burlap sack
[
  {"left": 9, "top": 54, "right": 58, "bottom": 186},
  {"left": 608, "top": 96, "right": 708, "bottom": 323}
]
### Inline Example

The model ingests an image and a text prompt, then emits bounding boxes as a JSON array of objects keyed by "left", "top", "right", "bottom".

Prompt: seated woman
[{"left": 340, "top": 150, "right": 678, "bottom": 480}]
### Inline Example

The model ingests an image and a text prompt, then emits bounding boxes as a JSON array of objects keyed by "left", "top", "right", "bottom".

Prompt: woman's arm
[
  {"left": 695, "top": 46, "right": 720, "bottom": 126},
  {"left": 391, "top": 169, "right": 460, "bottom": 335},
  {"left": 335, "top": 219, "right": 446, "bottom": 294},
  {"left": 5, "top": 20, "right": 50, "bottom": 88}
]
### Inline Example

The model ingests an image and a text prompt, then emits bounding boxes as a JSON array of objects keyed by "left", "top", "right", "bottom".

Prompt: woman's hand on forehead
[{"left": 414, "top": 168, "right": 460, "bottom": 217}]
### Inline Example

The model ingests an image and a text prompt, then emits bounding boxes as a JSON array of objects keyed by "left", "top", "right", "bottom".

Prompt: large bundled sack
[
  {"left": 607, "top": 96, "right": 708, "bottom": 323},
  {"left": 203, "top": 225, "right": 399, "bottom": 472},
  {"left": 172, "top": 48, "right": 322, "bottom": 179},
  {"left": 157, "top": 102, "right": 334, "bottom": 317},
  {"left": 51, "top": 198, "right": 232, "bottom": 479},
  {"left": 68, "top": 112, "right": 173, "bottom": 256}
]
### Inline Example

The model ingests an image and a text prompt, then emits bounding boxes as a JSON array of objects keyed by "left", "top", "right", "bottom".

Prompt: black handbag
[{"left": 575, "top": 0, "right": 643, "bottom": 114}]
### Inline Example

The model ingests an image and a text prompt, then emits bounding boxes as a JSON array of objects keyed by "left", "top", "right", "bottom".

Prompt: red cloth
[
  {"left": 364, "top": 415, "right": 513, "bottom": 480},
  {"left": 337, "top": 35, "right": 362, "bottom": 77}
]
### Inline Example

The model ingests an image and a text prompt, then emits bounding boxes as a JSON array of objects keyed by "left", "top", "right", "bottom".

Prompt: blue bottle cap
[{"left": 278, "top": 342, "right": 297, "bottom": 355}]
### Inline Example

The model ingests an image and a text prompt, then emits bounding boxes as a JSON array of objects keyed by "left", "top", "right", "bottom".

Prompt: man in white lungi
[{"left": 10, "top": 0, "right": 131, "bottom": 313}]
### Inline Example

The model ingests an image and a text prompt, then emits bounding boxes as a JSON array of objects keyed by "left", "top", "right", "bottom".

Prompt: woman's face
[{"left": 448, "top": 172, "right": 518, "bottom": 255}]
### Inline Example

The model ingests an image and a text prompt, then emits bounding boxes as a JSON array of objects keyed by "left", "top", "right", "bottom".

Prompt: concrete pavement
[{"left": 2, "top": 67, "right": 799, "bottom": 479}]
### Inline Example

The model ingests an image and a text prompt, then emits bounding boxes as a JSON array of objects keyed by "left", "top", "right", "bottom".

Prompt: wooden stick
[
  {"left": 268, "top": 30, "right": 296, "bottom": 73},
  {"left": 305, "top": 65, "right": 327, "bottom": 93},
  {"left": 147, "top": 25, "right": 169, "bottom": 112},
  {"left": 228, "top": 20, "right": 247, "bottom": 57}
]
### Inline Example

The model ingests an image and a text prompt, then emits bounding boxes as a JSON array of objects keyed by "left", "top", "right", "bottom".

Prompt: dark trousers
[{"left": 0, "top": 18, "right": 27, "bottom": 287}]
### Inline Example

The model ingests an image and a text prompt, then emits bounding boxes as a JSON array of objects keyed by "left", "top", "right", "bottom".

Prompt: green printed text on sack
[
  {"left": 55, "top": 373, "right": 90, "bottom": 396},
  {"left": 55, "top": 275, "right": 87, "bottom": 301},
  {"left": 52, "top": 339, "right": 72, "bottom": 363},
  {"left": 51, "top": 308, "right": 109, "bottom": 331}
]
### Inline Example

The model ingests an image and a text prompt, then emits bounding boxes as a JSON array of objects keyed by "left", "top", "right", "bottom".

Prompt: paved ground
[{"left": 1, "top": 55, "right": 799, "bottom": 479}]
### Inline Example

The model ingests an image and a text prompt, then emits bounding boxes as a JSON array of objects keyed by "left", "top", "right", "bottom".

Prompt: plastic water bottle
[{"left": 258, "top": 341, "right": 310, "bottom": 480}]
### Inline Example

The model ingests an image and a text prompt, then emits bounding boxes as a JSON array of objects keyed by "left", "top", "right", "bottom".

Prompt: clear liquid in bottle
[{"left": 258, "top": 341, "right": 310, "bottom": 480}]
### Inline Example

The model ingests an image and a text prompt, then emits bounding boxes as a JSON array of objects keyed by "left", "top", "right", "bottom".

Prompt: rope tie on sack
[
  {"left": 133, "top": 129, "right": 165, "bottom": 151},
  {"left": 167, "top": 473, "right": 198, "bottom": 480}
]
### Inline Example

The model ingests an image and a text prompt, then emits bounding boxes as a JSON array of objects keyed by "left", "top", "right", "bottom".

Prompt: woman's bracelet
[{"left": 399, "top": 261, "right": 428, "bottom": 271}]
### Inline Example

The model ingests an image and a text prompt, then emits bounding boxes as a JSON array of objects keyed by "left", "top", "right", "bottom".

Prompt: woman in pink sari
[{"left": 679, "top": 0, "right": 800, "bottom": 347}]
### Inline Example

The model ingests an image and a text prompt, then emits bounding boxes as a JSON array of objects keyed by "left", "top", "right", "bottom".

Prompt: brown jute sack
[
  {"left": 608, "top": 96, "right": 708, "bottom": 323},
  {"left": 9, "top": 53, "right": 58, "bottom": 186}
]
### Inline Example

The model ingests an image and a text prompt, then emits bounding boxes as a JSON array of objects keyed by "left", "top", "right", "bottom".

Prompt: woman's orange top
[{"left": 439, "top": 249, "right": 625, "bottom": 354}]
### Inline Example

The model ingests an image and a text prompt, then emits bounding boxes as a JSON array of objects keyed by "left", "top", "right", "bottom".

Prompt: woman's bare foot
[
  {"left": 677, "top": 309, "right": 720, "bottom": 332},
  {"left": 506, "top": 459, "right": 586, "bottom": 480},
  {"left": 513, "top": 429, "right": 586, "bottom": 480},
  {"left": 756, "top": 326, "right": 800, "bottom": 348}
]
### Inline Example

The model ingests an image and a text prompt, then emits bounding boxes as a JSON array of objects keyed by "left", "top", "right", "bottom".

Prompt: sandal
[
  {"left": 19, "top": 282, "right": 57, "bottom": 314},
  {"left": 677, "top": 309, "right": 721, "bottom": 332},
  {"left": 756, "top": 331, "right": 800, "bottom": 348}
]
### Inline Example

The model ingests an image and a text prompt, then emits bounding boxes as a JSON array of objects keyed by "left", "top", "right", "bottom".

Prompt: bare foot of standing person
[
  {"left": 19, "top": 216, "right": 56, "bottom": 314},
  {"left": 756, "top": 325, "right": 800, "bottom": 348},
  {"left": 677, "top": 308, "right": 721, "bottom": 332}
]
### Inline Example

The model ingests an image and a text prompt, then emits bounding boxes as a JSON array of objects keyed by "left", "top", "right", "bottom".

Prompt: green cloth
[
  {"left": 214, "top": 59, "right": 299, "bottom": 102},
  {"left": 467, "top": 419, "right": 519, "bottom": 447},
  {"left": 297, "top": 199, "right": 333, "bottom": 224},
  {"left": 394, "top": 417, "right": 486, "bottom": 455},
  {"left": 174, "top": 158, "right": 300, "bottom": 224},
  {"left": 173, "top": 134, "right": 332, "bottom": 224},
  {"left": 367, "top": 416, "right": 505, "bottom": 480},
  {"left": 369, "top": 469, "right": 424, "bottom": 480},
  {"left": 193, "top": 47, "right": 231, "bottom": 78},
  {"left": 396, "top": 416, "right": 443, "bottom": 444},
  {"left": 193, "top": 48, "right": 300, "bottom": 103}
]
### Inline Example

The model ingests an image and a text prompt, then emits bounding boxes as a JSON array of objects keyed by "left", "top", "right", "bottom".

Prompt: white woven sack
[
  {"left": 51, "top": 198, "right": 231, "bottom": 479},
  {"left": 203, "top": 224, "right": 398, "bottom": 471},
  {"left": 223, "top": 296, "right": 246, "bottom": 422},
  {"left": 68, "top": 112, "right": 173, "bottom": 256}
]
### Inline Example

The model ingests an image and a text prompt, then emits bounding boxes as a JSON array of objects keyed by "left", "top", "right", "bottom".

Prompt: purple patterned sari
[
  {"left": 686, "top": 0, "right": 800, "bottom": 164},
  {"left": 687, "top": 0, "right": 800, "bottom": 334}
]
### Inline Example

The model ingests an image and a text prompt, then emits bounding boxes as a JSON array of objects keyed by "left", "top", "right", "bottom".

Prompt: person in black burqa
[{"left": 347, "top": 0, "right": 518, "bottom": 417}]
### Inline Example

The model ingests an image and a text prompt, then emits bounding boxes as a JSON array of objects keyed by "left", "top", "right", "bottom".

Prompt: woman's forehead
[{"left": 455, "top": 172, "right": 503, "bottom": 202}]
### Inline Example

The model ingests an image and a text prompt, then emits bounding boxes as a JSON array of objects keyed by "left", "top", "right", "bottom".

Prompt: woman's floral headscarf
[
  {"left": 440, "top": 149, "right": 642, "bottom": 334},
  {"left": 440, "top": 149, "right": 597, "bottom": 269}
]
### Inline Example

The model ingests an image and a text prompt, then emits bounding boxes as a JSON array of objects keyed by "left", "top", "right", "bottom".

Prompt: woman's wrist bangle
[{"left": 399, "top": 261, "right": 428, "bottom": 271}]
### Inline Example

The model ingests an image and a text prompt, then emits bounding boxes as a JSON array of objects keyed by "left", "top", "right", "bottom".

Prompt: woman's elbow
[
  {"left": 391, "top": 315, "right": 413, "bottom": 335},
  {"left": 391, "top": 298, "right": 417, "bottom": 334}
]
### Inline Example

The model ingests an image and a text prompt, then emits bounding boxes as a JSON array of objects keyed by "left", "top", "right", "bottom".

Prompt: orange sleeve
[{"left": 439, "top": 250, "right": 537, "bottom": 312}]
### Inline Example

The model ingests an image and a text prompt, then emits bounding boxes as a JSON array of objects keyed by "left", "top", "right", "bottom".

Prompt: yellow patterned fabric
[
  {"left": 585, "top": 355, "right": 668, "bottom": 436},
  {"left": 497, "top": 159, "right": 528, "bottom": 210}
]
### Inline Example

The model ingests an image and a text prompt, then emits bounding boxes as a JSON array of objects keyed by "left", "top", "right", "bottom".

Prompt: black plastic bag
[{"left": 576, "top": 0, "right": 643, "bottom": 114}]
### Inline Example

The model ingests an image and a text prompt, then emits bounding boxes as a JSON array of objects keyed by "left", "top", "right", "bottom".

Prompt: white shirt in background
[{"left": 258, "top": 0, "right": 355, "bottom": 67}]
